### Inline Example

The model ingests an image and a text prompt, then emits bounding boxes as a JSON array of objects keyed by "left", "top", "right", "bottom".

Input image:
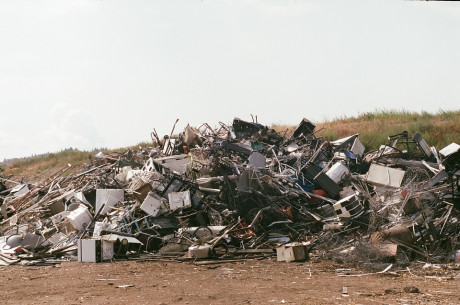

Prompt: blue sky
[{"left": 1, "top": 0, "right": 460, "bottom": 159}]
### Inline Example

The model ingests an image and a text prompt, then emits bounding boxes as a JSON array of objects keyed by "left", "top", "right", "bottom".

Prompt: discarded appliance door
[
  {"left": 168, "top": 190, "right": 191, "bottom": 211},
  {"left": 9, "top": 184, "right": 29, "bottom": 197},
  {"left": 412, "top": 132, "right": 432, "bottom": 158},
  {"left": 365, "top": 164, "right": 405, "bottom": 188},
  {"left": 140, "top": 192, "right": 168, "bottom": 216},
  {"left": 152, "top": 154, "right": 191, "bottom": 175},
  {"left": 331, "top": 134, "right": 361, "bottom": 154},
  {"left": 77, "top": 238, "right": 114, "bottom": 263},
  {"left": 439, "top": 142, "right": 460, "bottom": 158},
  {"left": 67, "top": 205, "right": 92, "bottom": 231},
  {"left": 350, "top": 137, "right": 365, "bottom": 157},
  {"left": 96, "top": 189, "right": 124, "bottom": 215}
]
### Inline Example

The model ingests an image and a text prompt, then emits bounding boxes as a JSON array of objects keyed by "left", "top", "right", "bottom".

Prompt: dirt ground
[{"left": 0, "top": 259, "right": 459, "bottom": 305}]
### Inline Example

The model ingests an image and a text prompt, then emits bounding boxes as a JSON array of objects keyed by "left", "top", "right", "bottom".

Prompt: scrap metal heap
[{"left": 0, "top": 118, "right": 459, "bottom": 265}]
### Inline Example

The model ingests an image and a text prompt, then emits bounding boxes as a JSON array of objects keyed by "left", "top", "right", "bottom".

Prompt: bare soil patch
[{"left": 1, "top": 259, "right": 459, "bottom": 305}]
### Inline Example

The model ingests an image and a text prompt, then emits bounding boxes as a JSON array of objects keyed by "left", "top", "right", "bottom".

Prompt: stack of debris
[{"left": 1, "top": 118, "right": 459, "bottom": 265}]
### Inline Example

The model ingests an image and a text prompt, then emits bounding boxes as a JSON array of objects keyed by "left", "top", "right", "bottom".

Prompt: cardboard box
[{"left": 276, "top": 243, "right": 308, "bottom": 262}]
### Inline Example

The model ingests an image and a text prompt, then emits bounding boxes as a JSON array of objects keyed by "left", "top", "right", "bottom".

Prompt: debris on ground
[{"left": 0, "top": 117, "right": 459, "bottom": 268}]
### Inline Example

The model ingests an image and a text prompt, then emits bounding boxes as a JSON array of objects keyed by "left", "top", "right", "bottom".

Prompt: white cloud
[
  {"left": 37, "top": 103, "right": 104, "bottom": 151},
  {"left": 0, "top": 103, "right": 105, "bottom": 160}
]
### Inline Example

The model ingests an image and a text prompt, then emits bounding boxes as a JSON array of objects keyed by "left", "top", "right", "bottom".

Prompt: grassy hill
[
  {"left": 274, "top": 109, "right": 460, "bottom": 151},
  {"left": 2, "top": 142, "right": 153, "bottom": 182},
  {"left": 3, "top": 110, "right": 460, "bottom": 182}
]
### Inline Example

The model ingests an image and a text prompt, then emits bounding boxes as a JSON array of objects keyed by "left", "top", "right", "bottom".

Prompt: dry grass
[
  {"left": 3, "top": 109, "right": 460, "bottom": 182},
  {"left": 4, "top": 150, "right": 91, "bottom": 182},
  {"left": 273, "top": 109, "right": 460, "bottom": 151},
  {"left": 3, "top": 141, "right": 155, "bottom": 181}
]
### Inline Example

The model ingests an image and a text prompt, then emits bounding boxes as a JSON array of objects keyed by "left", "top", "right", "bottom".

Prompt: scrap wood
[
  {"left": 0, "top": 117, "right": 458, "bottom": 270},
  {"left": 337, "top": 264, "right": 394, "bottom": 277},
  {"left": 194, "top": 256, "right": 268, "bottom": 266}
]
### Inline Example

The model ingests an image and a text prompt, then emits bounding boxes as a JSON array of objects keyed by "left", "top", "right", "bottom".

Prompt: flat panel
[
  {"left": 79, "top": 239, "right": 97, "bottom": 262},
  {"left": 96, "top": 189, "right": 124, "bottom": 215},
  {"left": 366, "top": 164, "right": 405, "bottom": 188},
  {"left": 168, "top": 190, "right": 191, "bottom": 211}
]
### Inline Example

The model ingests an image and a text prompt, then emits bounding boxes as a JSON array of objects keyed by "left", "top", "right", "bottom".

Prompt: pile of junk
[{"left": 0, "top": 117, "right": 459, "bottom": 266}]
